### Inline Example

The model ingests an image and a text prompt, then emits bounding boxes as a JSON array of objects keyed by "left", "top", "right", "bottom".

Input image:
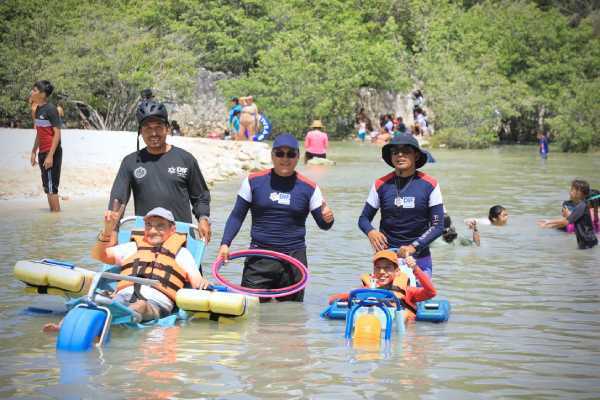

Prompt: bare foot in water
[{"left": 42, "top": 323, "right": 61, "bottom": 333}]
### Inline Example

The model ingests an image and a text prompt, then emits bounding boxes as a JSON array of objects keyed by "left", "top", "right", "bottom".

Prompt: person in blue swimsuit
[
  {"left": 218, "top": 133, "right": 335, "bottom": 301},
  {"left": 537, "top": 131, "right": 549, "bottom": 159},
  {"left": 358, "top": 133, "right": 444, "bottom": 277}
]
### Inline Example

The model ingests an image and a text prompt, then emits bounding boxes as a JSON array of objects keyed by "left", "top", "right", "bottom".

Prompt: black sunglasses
[
  {"left": 391, "top": 145, "right": 416, "bottom": 155},
  {"left": 273, "top": 150, "right": 298, "bottom": 159}
]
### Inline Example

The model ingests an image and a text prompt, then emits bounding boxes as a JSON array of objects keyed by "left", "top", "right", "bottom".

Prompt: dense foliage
[{"left": 1, "top": 0, "right": 598, "bottom": 150}]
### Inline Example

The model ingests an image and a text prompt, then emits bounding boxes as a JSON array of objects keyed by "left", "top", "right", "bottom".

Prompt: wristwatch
[{"left": 199, "top": 215, "right": 211, "bottom": 225}]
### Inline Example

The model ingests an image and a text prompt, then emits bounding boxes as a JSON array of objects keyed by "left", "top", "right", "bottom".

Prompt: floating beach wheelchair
[
  {"left": 321, "top": 288, "right": 451, "bottom": 343},
  {"left": 14, "top": 216, "right": 257, "bottom": 351}
]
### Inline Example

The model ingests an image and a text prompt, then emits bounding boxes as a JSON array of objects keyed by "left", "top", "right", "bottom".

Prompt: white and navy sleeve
[
  {"left": 310, "top": 185, "right": 334, "bottom": 230},
  {"left": 220, "top": 178, "right": 252, "bottom": 246},
  {"left": 358, "top": 184, "right": 379, "bottom": 235}
]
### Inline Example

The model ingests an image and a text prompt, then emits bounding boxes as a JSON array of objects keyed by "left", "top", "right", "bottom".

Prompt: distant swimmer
[
  {"left": 108, "top": 99, "right": 212, "bottom": 241},
  {"left": 218, "top": 133, "right": 334, "bottom": 302},
  {"left": 465, "top": 205, "right": 509, "bottom": 228},
  {"left": 441, "top": 215, "right": 480, "bottom": 246},
  {"left": 29, "top": 80, "right": 62, "bottom": 212},
  {"left": 358, "top": 133, "right": 444, "bottom": 277},
  {"left": 238, "top": 96, "right": 258, "bottom": 140}
]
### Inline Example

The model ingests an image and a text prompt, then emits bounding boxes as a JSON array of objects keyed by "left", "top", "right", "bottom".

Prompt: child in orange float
[{"left": 328, "top": 250, "right": 436, "bottom": 321}]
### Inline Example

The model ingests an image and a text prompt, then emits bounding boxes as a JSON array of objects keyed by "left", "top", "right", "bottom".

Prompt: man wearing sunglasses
[
  {"left": 358, "top": 133, "right": 444, "bottom": 277},
  {"left": 218, "top": 133, "right": 334, "bottom": 302}
]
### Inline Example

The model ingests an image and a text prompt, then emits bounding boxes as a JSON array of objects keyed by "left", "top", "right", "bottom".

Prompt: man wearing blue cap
[
  {"left": 218, "top": 133, "right": 335, "bottom": 302},
  {"left": 358, "top": 133, "right": 444, "bottom": 277}
]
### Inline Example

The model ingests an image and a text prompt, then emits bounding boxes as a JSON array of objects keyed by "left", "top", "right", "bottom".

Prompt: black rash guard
[
  {"left": 108, "top": 146, "right": 210, "bottom": 223},
  {"left": 567, "top": 201, "right": 598, "bottom": 249}
]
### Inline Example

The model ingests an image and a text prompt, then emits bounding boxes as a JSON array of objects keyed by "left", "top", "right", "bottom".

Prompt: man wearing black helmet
[{"left": 107, "top": 100, "right": 212, "bottom": 241}]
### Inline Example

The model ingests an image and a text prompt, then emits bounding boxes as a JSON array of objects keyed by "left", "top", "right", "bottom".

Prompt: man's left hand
[
  {"left": 43, "top": 155, "right": 53, "bottom": 169},
  {"left": 321, "top": 201, "right": 334, "bottom": 223},
  {"left": 397, "top": 245, "right": 416, "bottom": 258},
  {"left": 199, "top": 218, "right": 211, "bottom": 243}
]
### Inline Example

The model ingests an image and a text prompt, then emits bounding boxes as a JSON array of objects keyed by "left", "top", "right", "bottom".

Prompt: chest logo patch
[
  {"left": 168, "top": 166, "right": 188, "bottom": 178},
  {"left": 395, "top": 196, "right": 415, "bottom": 208},
  {"left": 269, "top": 192, "right": 291, "bottom": 205},
  {"left": 134, "top": 166, "right": 147, "bottom": 179}
]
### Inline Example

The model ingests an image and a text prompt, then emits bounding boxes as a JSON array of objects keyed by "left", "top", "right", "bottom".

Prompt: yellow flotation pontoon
[{"left": 14, "top": 259, "right": 95, "bottom": 297}]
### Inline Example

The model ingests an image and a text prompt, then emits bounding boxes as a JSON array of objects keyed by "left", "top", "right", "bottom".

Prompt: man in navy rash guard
[
  {"left": 218, "top": 133, "right": 334, "bottom": 302},
  {"left": 358, "top": 134, "right": 444, "bottom": 277}
]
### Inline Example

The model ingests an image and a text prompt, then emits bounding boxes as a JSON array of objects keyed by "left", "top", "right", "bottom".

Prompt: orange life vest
[
  {"left": 117, "top": 232, "right": 189, "bottom": 302},
  {"left": 360, "top": 273, "right": 417, "bottom": 319}
]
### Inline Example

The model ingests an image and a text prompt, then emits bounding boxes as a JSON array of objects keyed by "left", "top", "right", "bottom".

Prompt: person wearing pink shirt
[{"left": 304, "top": 120, "right": 329, "bottom": 164}]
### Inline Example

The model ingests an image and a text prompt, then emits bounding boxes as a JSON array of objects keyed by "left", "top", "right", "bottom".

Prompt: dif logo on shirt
[
  {"left": 394, "top": 196, "right": 415, "bottom": 208},
  {"left": 269, "top": 192, "right": 291, "bottom": 205}
]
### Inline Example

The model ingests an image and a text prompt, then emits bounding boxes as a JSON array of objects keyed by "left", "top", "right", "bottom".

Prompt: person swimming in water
[
  {"left": 441, "top": 215, "right": 480, "bottom": 246},
  {"left": 465, "top": 205, "right": 508, "bottom": 228}
]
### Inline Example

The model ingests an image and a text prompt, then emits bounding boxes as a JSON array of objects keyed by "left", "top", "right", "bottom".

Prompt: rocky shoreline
[{"left": 0, "top": 129, "right": 272, "bottom": 200}]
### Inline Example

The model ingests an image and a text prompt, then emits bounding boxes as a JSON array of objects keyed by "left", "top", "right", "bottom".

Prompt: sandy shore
[{"left": 0, "top": 128, "right": 272, "bottom": 200}]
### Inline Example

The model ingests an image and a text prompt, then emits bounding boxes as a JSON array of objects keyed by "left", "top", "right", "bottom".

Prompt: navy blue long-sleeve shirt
[
  {"left": 358, "top": 171, "right": 444, "bottom": 257},
  {"left": 221, "top": 169, "right": 333, "bottom": 252}
]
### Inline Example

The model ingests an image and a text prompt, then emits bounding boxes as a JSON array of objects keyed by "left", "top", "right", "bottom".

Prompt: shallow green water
[{"left": 1, "top": 143, "right": 599, "bottom": 399}]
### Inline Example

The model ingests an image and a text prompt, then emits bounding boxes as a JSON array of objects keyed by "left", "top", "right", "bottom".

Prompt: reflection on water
[{"left": 1, "top": 144, "right": 599, "bottom": 398}]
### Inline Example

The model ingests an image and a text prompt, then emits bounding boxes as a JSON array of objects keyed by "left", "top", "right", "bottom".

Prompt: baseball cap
[
  {"left": 372, "top": 250, "right": 398, "bottom": 265},
  {"left": 144, "top": 207, "right": 175, "bottom": 223},
  {"left": 272, "top": 133, "right": 299, "bottom": 150}
]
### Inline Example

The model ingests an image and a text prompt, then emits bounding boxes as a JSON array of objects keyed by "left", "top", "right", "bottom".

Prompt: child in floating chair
[
  {"left": 328, "top": 250, "right": 436, "bottom": 321},
  {"left": 43, "top": 206, "right": 210, "bottom": 332}
]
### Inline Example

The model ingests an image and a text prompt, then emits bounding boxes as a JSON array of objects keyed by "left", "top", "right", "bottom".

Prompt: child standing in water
[{"left": 540, "top": 181, "right": 598, "bottom": 249}]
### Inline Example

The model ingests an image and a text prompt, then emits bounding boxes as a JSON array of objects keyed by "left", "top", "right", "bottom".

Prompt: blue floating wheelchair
[{"left": 14, "top": 216, "right": 206, "bottom": 351}]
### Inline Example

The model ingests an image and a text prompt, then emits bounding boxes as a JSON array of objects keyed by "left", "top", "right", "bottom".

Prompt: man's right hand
[
  {"left": 104, "top": 200, "right": 125, "bottom": 234},
  {"left": 367, "top": 230, "right": 388, "bottom": 252},
  {"left": 30, "top": 151, "right": 37, "bottom": 167},
  {"left": 217, "top": 244, "right": 230, "bottom": 263}
]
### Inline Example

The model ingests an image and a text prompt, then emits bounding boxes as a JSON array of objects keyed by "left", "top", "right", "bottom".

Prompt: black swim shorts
[
  {"left": 241, "top": 247, "right": 308, "bottom": 302},
  {"left": 38, "top": 147, "right": 62, "bottom": 194},
  {"left": 305, "top": 151, "right": 326, "bottom": 162}
]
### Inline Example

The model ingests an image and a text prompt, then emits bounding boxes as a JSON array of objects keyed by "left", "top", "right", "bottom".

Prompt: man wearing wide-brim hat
[
  {"left": 357, "top": 133, "right": 444, "bottom": 277},
  {"left": 304, "top": 119, "right": 329, "bottom": 164}
]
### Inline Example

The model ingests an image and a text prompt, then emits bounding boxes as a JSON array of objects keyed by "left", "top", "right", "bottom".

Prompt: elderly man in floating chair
[{"left": 44, "top": 206, "right": 210, "bottom": 332}]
